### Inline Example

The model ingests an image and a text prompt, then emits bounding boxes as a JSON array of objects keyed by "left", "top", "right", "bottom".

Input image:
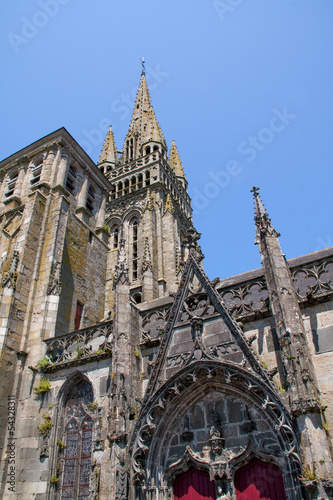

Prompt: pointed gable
[
  {"left": 122, "top": 73, "right": 167, "bottom": 161},
  {"left": 141, "top": 252, "right": 273, "bottom": 409}
]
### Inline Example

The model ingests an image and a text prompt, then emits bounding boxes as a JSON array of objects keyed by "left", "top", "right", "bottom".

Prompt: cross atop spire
[
  {"left": 251, "top": 187, "right": 280, "bottom": 243},
  {"left": 141, "top": 57, "right": 146, "bottom": 75}
]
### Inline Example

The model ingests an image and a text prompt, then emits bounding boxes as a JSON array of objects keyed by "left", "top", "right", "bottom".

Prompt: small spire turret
[
  {"left": 98, "top": 126, "right": 118, "bottom": 175},
  {"left": 169, "top": 140, "right": 187, "bottom": 186}
]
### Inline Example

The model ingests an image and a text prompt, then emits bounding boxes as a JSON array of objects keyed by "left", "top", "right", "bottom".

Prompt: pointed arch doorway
[
  {"left": 173, "top": 467, "right": 216, "bottom": 500},
  {"left": 234, "top": 459, "right": 286, "bottom": 500}
]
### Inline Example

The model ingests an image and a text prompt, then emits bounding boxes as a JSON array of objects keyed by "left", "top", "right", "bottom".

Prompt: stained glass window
[{"left": 60, "top": 381, "right": 93, "bottom": 500}]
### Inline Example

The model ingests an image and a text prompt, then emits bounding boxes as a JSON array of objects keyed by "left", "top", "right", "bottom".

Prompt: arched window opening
[
  {"left": 145, "top": 146, "right": 151, "bottom": 155},
  {"left": 110, "top": 186, "right": 116, "bottom": 201},
  {"left": 131, "top": 176, "right": 137, "bottom": 192},
  {"left": 128, "top": 138, "right": 134, "bottom": 160},
  {"left": 234, "top": 459, "right": 286, "bottom": 500},
  {"left": 117, "top": 182, "right": 123, "bottom": 198},
  {"left": 112, "top": 226, "right": 119, "bottom": 249},
  {"left": 124, "top": 179, "right": 129, "bottom": 195},
  {"left": 66, "top": 165, "right": 77, "bottom": 195},
  {"left": 153, "top": 145, "right": 159, "bottom": 152},
  {"left": 60, "top": 380, "right": 93, "bottom": 500},
  {"left": 138, "top": 174, "right": 143, "bottom": 189},
  {"left": 132, "top": 292, "right": 142, "bottom": 304},
  {"left": 173, "top": 467, "right": 216, "bottom": 500},
  {"left": 130, "top": 219, "right": 139, "bottom": 281},
  {"left": 86, "top": 184, "right": 95, "bottom": 213},
  {"left": 145, "top": 171, "right": 150, "bottom": 187},
  {"left": 5, "top": 170, "right": 18, "bottom": 198},
  {"left": 31, "top": 161, "right": 43, "bottom": 185},
  {"left": 99, "top": 166, "right": 104, "bottom": 174}
]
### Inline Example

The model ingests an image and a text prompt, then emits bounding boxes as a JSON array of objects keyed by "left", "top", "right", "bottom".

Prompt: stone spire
[
  {"left": 98, "top": 126, "right": 118, "bottom": 174},
  {"left": 252, "top": 187, "right": 333, "bottom": 489},
  {"left": 122, "top": 73, "right": 167, "bottom": 161},
  {"left": 169, "top": 140, "right": 186, "bottom": 182},
  {"left": 251, "top": 186, "right": 279, "bottom": 244}
]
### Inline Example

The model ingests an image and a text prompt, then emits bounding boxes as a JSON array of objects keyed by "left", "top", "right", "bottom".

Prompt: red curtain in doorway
[
  {"left": 173, "top": 467, "right": 216, "bottom": 500},
  {"left": 235, "top": 459, "right": 287, "bottom": 500}
]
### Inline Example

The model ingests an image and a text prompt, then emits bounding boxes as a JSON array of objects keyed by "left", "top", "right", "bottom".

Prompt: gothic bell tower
[{"left": 98, "top": 69, "right": 195, "bottom": 307}]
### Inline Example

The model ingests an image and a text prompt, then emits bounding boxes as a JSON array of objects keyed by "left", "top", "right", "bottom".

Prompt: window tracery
[{"left": 60, "top": 380, "right": 94, "bottom": 500}]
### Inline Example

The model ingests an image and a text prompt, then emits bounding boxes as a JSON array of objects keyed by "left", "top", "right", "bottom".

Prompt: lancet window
[
  {"left": 130, "top": 218, "right": 139, "bottom": 280},
  {"left": 60, "top": 380, "right": 94, "bottom": 500},
  {"left": 5, "top": 170, "right": 18, "bottom": 198}
]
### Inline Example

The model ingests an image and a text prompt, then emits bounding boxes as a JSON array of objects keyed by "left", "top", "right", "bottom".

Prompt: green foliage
[
  {"left": 134, "top": 348, "right": 140, "bottom": 358},
  {"left": 261, "top": 360, "right": 268, "bottom": 370},
  {"left": 96, "top": 348, "right": 104, "bottom": 355},
  {"left": 75, "top": 346, "right": 84, "bottom": 358},
  {"left": 34, "top": 377, "right": 51, "bottom": 395},
  {"left": 89, "top": 401, "right": 98, "bottom": 411},
  {"left": 276, "top": 384, "right": 286, "bottom": 393},
  {"left": 140, "top": 372, "right": 146, "bottom": 379},
  {"left": 299, "top": 464, "right": 317, "bottom": 482},
  {"left": 37, "top": 357, "right": 50, "bottom": 371},
  {"left": 50, "top": 475, "right": 60, "bottom": 485},
  {"left": 48, "top": 404, "right": 54, "bottom": 409},
  {"left": 57, "top": 439, "right": 66, "bottom": 451},
  {"left": 37, "top": 413, "right": 53, "bottom": 435},
  {"left": 323, "top": 422, "right": 330, "bottom": 433},
  {"left": 101, "top": 224, "right": 110, "bottom": 234}
]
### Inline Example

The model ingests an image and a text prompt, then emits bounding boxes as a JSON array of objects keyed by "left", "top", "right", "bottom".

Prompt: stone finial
[
  {"left": 98, "top": 126, "right": 118, "bottom": 167},
  {"left": 186, "top": 227, "right": 201, "bottom": 256},
  {"left": 169, "top": 140, "right": 186, "bottom": 180},
  {"left": 251, "top": 186, "right": 280, "bottom": 244},
  {"left": 113, "top": 239, "right": 129, "bottom": 286}
]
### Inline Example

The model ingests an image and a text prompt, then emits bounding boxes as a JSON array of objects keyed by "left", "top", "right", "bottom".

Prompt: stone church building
[{"left": 0, "top": 71, "right": 332, "bottom": 499}]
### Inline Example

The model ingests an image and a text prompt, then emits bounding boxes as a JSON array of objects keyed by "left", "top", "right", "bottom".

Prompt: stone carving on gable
[
  {"left": 218, "top": 279, "right": 269, "bottom": 320},
  {"left": 130, "top": 361, "right": 301, "bottom": 493},
  {"left": 1, "top": 250, "right": 19, "bottom": 290},
  {"left": 2, "top": 210, "right": 23, "bottom": 238},
  {"left": 141, "top": 306, "right": 171, "bottom": 344},
  {"left": 292, "top": 258, "right": 333, "bottom": 300},
  {"left": 47, "top": 260, "right": 61, "bottom": 295}
]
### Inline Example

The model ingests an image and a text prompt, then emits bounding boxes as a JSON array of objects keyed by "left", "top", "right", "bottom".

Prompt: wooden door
[
  {"left": 173, "top": 467, "right": 216, "bottom": 500},
  {"left": 235, "top": 459, "right": 286, "bottom": 500}
]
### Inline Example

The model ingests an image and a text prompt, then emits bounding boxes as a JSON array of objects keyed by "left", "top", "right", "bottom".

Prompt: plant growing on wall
[
  {"left": 34, "top": 377, "right": 51, "bottom": 395},
  {"left": 37, "top": 356, "right": 50, "bottom": 371},
  {"left": 37, "top": 413, "right": 53, "bottom": 435}
]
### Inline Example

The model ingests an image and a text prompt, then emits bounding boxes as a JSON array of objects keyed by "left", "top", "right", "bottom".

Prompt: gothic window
[
  {"left": 60, "top": 380, "right": 94, "bottom": 500},
  {"left": 153, "top": 145, "right": 159, "bottom": 152},
  {"left": 145, "top": 146, "right": 151, "bottom": 155},
  {"left": 138, "top": 174, "right": 143, "bottom": 189},
  {"left": 111, "top": 226, "right": 119, "bottom": 249},
  {"left": 130, "top": 218, "right": 139, "bottom": 281},
  {"left": 131, "top": 176, "right": 137, "bottom": 192},
  {"left": 126, "top": 138, "right": 134, "bottom": 160},
  {"left": 117, "top": 182, "right": 123, "bottom": 198},
  {"left": 145, "top": 171, "right": 150, "bottom": 186},
  {"left": 66, "top": 165, "right": 77, "bottom": 195},
  {"left": 124, "top": 179, "right": 129, "bottom": 195},
  {"left": 5, "top": 170, "right": 18, "bottom": 198},
  {"left": 86, "top": 185, "right": 95, "bottom": 213},
  {"left": 30, "top": 161, "right": 43, "bottom": 185}
]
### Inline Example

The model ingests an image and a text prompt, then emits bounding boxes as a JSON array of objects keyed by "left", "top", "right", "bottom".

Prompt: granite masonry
[{"left": 0, "top": 72, "right": 332, "bottom": 500}]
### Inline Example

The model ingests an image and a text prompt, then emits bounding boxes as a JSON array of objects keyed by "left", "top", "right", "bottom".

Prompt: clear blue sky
[{"left": 1, "top": 0, "right": 332, "bottom": 280}]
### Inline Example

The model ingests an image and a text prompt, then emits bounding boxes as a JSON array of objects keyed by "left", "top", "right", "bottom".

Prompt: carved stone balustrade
[{"left": 44, "top": 320, "right": 113, "bottom": 371}]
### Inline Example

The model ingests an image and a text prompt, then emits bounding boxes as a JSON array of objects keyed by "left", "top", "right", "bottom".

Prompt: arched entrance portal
[
  {"left": 234, "top": 459, "right": 286, "bottom": 500},
  {"left": 173, "top": 467, "right": 216, "bottom": 500}
]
